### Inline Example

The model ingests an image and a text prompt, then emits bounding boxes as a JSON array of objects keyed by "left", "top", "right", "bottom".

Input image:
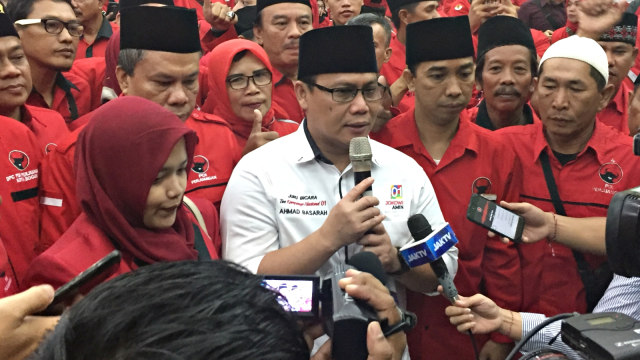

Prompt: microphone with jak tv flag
[
  {"left": 401, "top": 214, "right": 459, "bottom": 303},
  {"left": 350, "top": 137, "right": 373, "bottom": 197}
]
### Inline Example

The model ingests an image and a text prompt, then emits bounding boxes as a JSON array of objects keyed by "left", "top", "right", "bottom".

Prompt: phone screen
[
  {"left": 262, "top": 276, "right": 319, "bottom": 317},
  {"left": 467, "top": 194, "right": 523, "bottom": 241}
]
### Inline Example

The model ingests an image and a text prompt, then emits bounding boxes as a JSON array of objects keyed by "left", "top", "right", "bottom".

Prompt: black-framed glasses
[
  {"left": 14, "top": 18, "right": 84, "bottom": 37},
  {"left": 226, "top": 69, "right": 272, "bottom": 90},
  {"left": 308, "top": 82, "right": 384, "bottom": 103}
]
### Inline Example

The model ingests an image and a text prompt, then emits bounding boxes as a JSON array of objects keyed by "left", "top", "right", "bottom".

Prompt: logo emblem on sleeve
[
  {"left": 44, "top": 143, "right": 57, "bottom": 154},
  {"left": 9, "top": 150, "right": 29, "bottom": 170},
  {"left": 191, "top": 155, "right": 209, "bottom": 174},
  {"left": 599, "top": 162, "right": 623, "bottom": 184}
]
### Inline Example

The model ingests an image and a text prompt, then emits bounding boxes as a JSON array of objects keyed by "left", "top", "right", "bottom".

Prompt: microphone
[
  {"left": 347, "top": 251, "right": 388, "bottom": 285},
  {"left": 349, "top": 137, "right": 373, "bottom": 197},
  {"left": 403, "top": 214, "right": 460, "bottom": 303}
]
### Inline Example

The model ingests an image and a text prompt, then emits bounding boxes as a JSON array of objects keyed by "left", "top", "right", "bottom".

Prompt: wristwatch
[
  {"left": 388, "top": 247, "right": 410, "bottom": 276},
  {"left": 380, "top": 307, "right": 417, "bottom": 337}
]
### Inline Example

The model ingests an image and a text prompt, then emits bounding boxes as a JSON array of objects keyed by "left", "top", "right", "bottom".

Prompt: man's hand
[
  {"left": 0, "top": 285, "right": 60, "bottom": 360},
  {"left": 241, "top": 109, "right": 279, "bottom": 156},
  {"left": 203, "top": 0, "right": 239, "bottom": 32},
  {"left": 318, "top": 178, "right": 385, "bottom": 251},
  {"left": 576, "top": 0, "right": 626, "bottom": 39},
  {"left": 469, "top": 1, "right": 501, "bottom": 33},
  {"left": 488, "top": 201, "right": 553, "bottom": 244},
  {"left": 390, "top": 72, "right": 409, "bottom": 107},
  {"left": 371, "top": 75, "right": 394, "bottom": 133},
  {"left": 357, "top": 223, "right": 399, "bottom": 273},
  {"left": 445, "top": 293, "right": 503, "bottom": 335}
]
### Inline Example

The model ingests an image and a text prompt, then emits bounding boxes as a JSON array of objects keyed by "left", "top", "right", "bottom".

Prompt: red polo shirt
[
  {"left": 75, "top": 16, "right": 118, "bottom": 59},
  {"left": 0, "top": 118, "right": 41, "bottom": 286},
  {"left": 372, "top": 108, "right": 523, "bottom": 359},
  {"left": 597, "top": 83, "right": 630, "bottom": 135},
  {"left": 26, "top": 72, "right": 96, "bottom": 125},
  {"left": 495, "top": 121, "right": 640, "bottom": 315},
  {"left": 184, "top": 110, "right": 241, "bottom": 211},
  {"left": 272, "top": 67, "right": 304, "bottom": 123},
  {"left": 20, "top": 105, "right": 70, "bottom": 154},
  {"left": 381, "top": 33, "right": 405, "bottom": 87}
]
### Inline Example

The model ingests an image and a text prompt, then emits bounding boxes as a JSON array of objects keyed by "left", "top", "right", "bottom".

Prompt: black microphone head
[
  {"left": 348, "top": 251, "right": 387, "bottom": 285},
  {"left": 408, "top": 214, "right": 433, "bottom": 241},
  {"left": 349, "top": 137, "right": 372, "bottom": 162}
]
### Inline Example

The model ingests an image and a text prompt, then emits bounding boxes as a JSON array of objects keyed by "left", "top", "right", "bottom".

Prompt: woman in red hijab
[
  {"left": 199, "top": 39, "right": 299, "bottom": 154},
  {"left": 24, "top": 96, "right": 219, "bottom": 293},
  {"left": 551, "top": 0, "right": 579, "bottom": 43}
]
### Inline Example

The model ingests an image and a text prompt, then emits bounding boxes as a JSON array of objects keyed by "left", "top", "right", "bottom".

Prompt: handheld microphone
[
  {"left": 323, "top": 253, "right": 383, "bottom": 360},
  {"left": 349, "top": 137, "right": 373, "bottom": 197},
  {"left": 403, "top": 215, "right": 460, "bottom": 303}
]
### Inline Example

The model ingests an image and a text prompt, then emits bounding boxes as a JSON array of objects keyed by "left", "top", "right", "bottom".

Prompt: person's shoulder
[
  {"left": 25, "top": 105, "right": 65, "bottom": 121},
  {"left": 370, "top": 139, "right": 424, "bottom": 173}
]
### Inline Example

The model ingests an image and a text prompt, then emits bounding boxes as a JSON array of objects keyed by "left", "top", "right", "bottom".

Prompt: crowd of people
[{"left": 0, "top": 0, "right": 639, "bottom": 358}]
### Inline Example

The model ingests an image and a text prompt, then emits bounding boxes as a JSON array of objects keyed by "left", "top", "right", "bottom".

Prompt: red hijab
[
  {"left": 203, "top": 39, "right": 286, "bottom": 141},
  {"left": 75, "top": 96, "right": 199, "bottom": 263},
  {"left": 103, "top": 31, "right": 121, "bottom": 95}
]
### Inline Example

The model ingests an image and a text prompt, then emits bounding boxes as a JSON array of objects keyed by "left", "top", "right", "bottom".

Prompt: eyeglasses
[
  {"left": 14, "top": 18, "right": 84, "bottom": 37},
  {"left": 226, "top": 69, "right": 272, "bottom": 90},
  {"left": 308, "top": 82, "right": 384, "bottom": 103}
]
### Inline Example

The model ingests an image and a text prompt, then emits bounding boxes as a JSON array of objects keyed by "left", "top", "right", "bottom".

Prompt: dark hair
[
  {"left": 390, "top": 2, "right": 418, "bottom": 29},
  {"left": 117, "top": 48, "right": 146, "bottom": 76},
  {"left": 232, "top": 49, "right": 250, "bottom": 63},
  {"left": 32, "top": 260, "right": 310, "bottom": 360},
  {"left": 6, "top": 0, "right": 73, "bottom": 22},
  {"left": 538, "top": 61, "right": 606, "bottom": 91},
  {"left": 475, "top": 47, "right": 538, "bottom": 86},
  {"left": 346, "top": 13, "right": 391, "bottom": 47},
  {"left": 255, "top": 9, "right": 264, "bottom": 28}
]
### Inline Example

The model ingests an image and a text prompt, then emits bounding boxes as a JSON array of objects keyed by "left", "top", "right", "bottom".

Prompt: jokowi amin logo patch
[
  {"left": 191, "top": 155, "right": 209, "bottom": 174},
  {"left": 599, "top": 161, "right": 623, "bottom": 184},
  {"left": 8, "top": 150, "right": 29, "bottom": 170}
]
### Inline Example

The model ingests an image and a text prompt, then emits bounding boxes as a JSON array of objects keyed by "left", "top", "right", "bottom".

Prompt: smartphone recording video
[{"left": 466, "top": 194, "right": 524, "bottom": 242}]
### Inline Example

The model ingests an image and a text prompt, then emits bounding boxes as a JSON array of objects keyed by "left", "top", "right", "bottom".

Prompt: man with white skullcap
[{"left": 492, "top": 35, "right": 640, "bottom": 318}]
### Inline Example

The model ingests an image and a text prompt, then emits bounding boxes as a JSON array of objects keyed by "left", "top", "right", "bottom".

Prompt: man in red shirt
[
  {"left": 325, "top": 0, "right": 362, "bottom": 25},
  {"left": 470, "top": 16, "right": 539, "bottom": 130},
  {"left": 595, "top": 13, "right": 638, "bottom": 134},
  {"left": 0, "top": 13, "right": 69, "bottom": 152},
  {"left": 38, "top": 6, "right": 238, "bottom": 250},
  {"left": 71, "top": 0, "right": 118, "bottom": 58},
  {"left": 496, "top": 35, "right": 640, "bottom": 316},
  {"left": 7, "top": 0, "right": 97, "bottom": 124},
  {"left": 252, "top": 0, "right": 313, "bottom": 122},
  {"left": 373, "top": 17, "right": 522, "bottom": 360}
]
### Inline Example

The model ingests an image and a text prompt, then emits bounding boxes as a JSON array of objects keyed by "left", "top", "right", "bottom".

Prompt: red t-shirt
[
  {"left": 20, "top": 105, "right": 70, "bottom": 154},
  {"left": 0, "top": 118, "right": 41, "bottom": 286},
  {"left": 495, "top": 121, "right": 640, "bottom": 315},
  {"left": 272, "top": 67, "right": 305, "bottom": 123},
  {"left": 372, "top": 108, "right": 523, "bottom": 357},
  {"left": 380, "top": 33, "right": 405, "bottom": 87},
  {"left": 597, "top": 83, "right": 631, "bottom": 135}
]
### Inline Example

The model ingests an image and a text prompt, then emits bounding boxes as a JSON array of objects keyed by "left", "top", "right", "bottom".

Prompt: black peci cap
[
  {"left": 119, "top": 0, "right": 174, "bottom": 11},
  {"left": 477, "top": 16, "right": 535, "bottom": 60},
  {"left": 120, "top": 6, "right": 200, "bottom": 53},
  {"left": 406, "top": 16, "right": 474, "bottom": 67},
  {"left": 256, "top": 0, "right": 310, "bottom": 15},
  {"left": 0, "top": 12, "right": 19, "bottom": 38},
  {"left": 298, "top": 25, "right": 378, "bottom": 79}
]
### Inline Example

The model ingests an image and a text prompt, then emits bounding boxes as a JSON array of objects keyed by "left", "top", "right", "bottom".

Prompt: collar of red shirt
[
  {"left": 608, "top": 84, "right": 630, "bottom": 115},
  {"left": 531, "top": 120, "right": 612, "bottom": 165},
  {"left": 390, "top": 107, "right": 481, "bottom": 164},
  {"left": 272, "top": 67, "right": 291, "bottom": 87}
]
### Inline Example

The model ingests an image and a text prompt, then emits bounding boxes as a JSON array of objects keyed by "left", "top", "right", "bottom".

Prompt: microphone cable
[
  {"left": 505, "top": 312, "right": 578, "bottom": 360},
  {"left": 468, "top": 329, "right": 480, "bottom": 360}
]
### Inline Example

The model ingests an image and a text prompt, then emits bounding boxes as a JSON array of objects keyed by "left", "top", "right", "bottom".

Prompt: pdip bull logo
[
  {"left": 191, "top": 155, "right": 209, "bottom": 174},
  {"left": 599, "top": 162, "right": 622, "bottom": 185},
  {"left": 9, "top": 150, "right": 29, "bottom": 170}
]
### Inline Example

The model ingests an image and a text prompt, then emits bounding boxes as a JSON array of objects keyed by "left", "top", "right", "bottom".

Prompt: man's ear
[
  {"left": 597, "top": 83, "right": 616, "bottom": 112},
  {"left": 116, "top": 66, "right": 130, "bottom": 95},
  {"left": 398, "top": 8, "right": 411, "bottom": 27},
  {"left": 294, "top": 80, "right": 309, "bottom": 110},
  {"left": 253, "top": 25, "right": 263, "bottom": 46},
  {"left": 383, "top": 47, "right": 392, "bottom": 64},
  {"left": 403, "top": 68, "right": 415, "bottom": 92}
]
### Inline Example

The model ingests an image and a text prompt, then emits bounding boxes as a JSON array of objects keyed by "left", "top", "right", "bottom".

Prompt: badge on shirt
[
  {"left": 472, "top": 177, "right": 497, "bottom": 201},
  {"left": 190, "top": 154, "right": 218, "bottom": 185},
  {"left": 599, "top": 161, "right": 623, "bottom": 185}
]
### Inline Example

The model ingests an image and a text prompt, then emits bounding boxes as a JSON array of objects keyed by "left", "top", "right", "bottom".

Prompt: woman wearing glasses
[
  {"left": 199, "top": 39, "right": 298, "bottom": 156},
  {"left": 23, "top": 97, "right": 220, "bottom": 296}
]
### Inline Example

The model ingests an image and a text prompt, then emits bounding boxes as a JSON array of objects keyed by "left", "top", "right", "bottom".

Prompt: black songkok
[
  {"left": 406, "top": 16, "right": 474, "bottom": 67},
  {"left": 0, "top": 12, "right": 19, "bottom": 38},
  {"left": 386, "top": 0, "right": 422, "bottom": 14},
  {"left": 298, "top": 26, "right": 377, "bottom": 79},
  {"left": 477, "top": 16, "right": 535, "bottom": 60},
  {"left": 120, "top": 6, "right": 200, "bottom": 53},
  {"left": 235, "top": 6, "right": 257, "bottom": 36},
  {"left": 119, "top": 0, "right": 174, "bottom": 10},
  {"left": 256, "top": 0, "right": 310, "bottom": 15},
  {"left": 600, "top": 12, "right": 637, "bottom": 45}
]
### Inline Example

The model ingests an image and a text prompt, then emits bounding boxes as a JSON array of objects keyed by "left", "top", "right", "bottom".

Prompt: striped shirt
[{"left": 520, "top": 275, "right": 640, "bottom": 358}]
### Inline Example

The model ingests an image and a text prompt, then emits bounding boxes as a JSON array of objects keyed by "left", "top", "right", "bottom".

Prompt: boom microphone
[
  {"left": 350, "top": 137, "right": 373, "bottom": 197},
  {"left": 404, "top": 214, "right": 459, "bottom": 303}
]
